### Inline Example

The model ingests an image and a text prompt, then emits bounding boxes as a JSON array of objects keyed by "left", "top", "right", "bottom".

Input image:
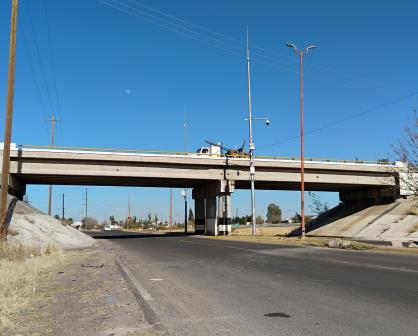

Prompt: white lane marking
[{"left": 149, "top": 278, "right": 164, "bottom": 281}]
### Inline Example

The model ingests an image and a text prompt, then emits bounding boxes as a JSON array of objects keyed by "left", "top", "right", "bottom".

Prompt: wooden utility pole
[
  {"left": 0, "top": 0, "right": 19, "bottom": 240},
  {"left": 47, "top": 115, "right": 59, "bottom": 216}
]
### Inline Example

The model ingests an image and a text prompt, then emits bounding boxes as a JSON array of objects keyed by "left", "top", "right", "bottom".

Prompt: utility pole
[
  {"left": 183, "top": 113, "right": 188, "bottom": 234},
  {"left": 47, "top": 114, "right": 59, "bottom": 216},
  {"left": 286, "top": 43, "right": 317, "bottom": 238},
  {"left": 61, "top": 193, "right": 65, "bottom": 219},
  {"left": 128, "top": 194, "right": 131, "bottom": 218},
  {"left": 169, "top": 188, "right": 173, "bottom": 227},
  {"left": 84, "top": 188, "right": 88, "bottom": 230},
  {"left": 0, "top": 0, "right": 19, "bottom": 240}
]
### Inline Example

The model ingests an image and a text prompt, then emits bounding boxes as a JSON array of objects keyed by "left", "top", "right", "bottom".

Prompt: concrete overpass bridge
[{"left": 1, "top": 144, "right": 401, "bottom": 235}]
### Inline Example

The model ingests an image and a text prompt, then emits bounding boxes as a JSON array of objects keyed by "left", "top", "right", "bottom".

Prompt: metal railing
[{"left": 19, "top": 144, "right": 391, "bottom": 165}]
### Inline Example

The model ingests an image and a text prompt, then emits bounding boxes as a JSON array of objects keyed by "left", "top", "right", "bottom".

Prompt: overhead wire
[
  {"left": 98, "top": 0, "right": 415, "bottom": 94},
  {"left": 26, "top": 3, "right": 55, "bottom": 117},
  {"left": 98, "top": 0, "right": 244, "bottom": 55},
  {"left": 43, "top": 0, "right": 62, "bottom": 117},
  {"left": 98, "top": 0, "right": 418, "bottom": 150},
  {"left": 257, "top": 91, "right": 418, "bottom": 151},
  {"left": 20, "top": 6, "right": 51, "bottom": 143}
]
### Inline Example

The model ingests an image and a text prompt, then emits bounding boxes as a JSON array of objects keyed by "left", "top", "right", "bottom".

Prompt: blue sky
[{"left": 0, "top": 0, "right": 417, "bottom": 221}]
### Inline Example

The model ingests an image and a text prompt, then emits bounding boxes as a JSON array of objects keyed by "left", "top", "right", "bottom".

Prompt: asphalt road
[{"left": 94, "top": 231, "right": 418, "bottom": 336}]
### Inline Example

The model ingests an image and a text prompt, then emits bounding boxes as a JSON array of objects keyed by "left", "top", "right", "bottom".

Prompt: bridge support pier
[
  {"left": 218, "top": 195, "right": 231, "bottom": 235},
  {"left": 193, "top": 180, "right": 235, "bottom": 236},
  {"left": 194, "top": 198, "right": 205, "bottom": 235},
  {"left": 205, "top": 197, "right": 217, "bottom": 236}
]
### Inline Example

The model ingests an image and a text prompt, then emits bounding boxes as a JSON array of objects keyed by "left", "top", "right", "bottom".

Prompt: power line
[
  {"left": 25, "top": 3, "right": 55, "bottom": 115},
  {"left": 19, "top": 15, "right": 48, "bottom": 120},
  {"left": 98, "top": 0, "right": 415, "bottom": 94},
  {"left": 98, "top": 0, "right": 244, "bottom": 56},
  {"left": 43, "top": 0, "right": 61, "bottom": 116},
  {"left": 258, "top": 91, "right": 418, "bottom": 151}
]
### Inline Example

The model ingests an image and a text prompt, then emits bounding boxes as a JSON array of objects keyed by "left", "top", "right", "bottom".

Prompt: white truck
[{"left": 194, "top": 144, "right": 221, "bottom": 156}]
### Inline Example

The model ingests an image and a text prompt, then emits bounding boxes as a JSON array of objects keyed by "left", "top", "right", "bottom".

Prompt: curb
[{"left": 115, "top": 257, "right": 167, "bottom": 334}]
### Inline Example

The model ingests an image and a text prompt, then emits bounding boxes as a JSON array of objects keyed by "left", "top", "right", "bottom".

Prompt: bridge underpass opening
[{"left": 24, "top": 184, "right": 340, "bottom": 236}]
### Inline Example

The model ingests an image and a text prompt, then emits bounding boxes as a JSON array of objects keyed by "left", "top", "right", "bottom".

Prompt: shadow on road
[{"left": 86, "top": 230, "right": 198, "bottom": 239}]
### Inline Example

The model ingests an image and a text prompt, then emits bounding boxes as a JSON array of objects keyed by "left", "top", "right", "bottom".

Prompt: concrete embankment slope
[
  {"left": 308, "top": 197, "right": 418, "bottom": 246},
  {"left": 6, "top": 196, "right": 95, "bottom": 249}
]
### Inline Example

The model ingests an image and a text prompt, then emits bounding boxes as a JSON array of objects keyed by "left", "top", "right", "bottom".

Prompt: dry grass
[
  {"left": 408, "top": 207, "right": 418, "bottom": 216},
  {"left": 0, "top": 241, "right": 63, "bottom": 332},
  {"left": 231, "top": 226, "right": 298, "bottom": 237}
]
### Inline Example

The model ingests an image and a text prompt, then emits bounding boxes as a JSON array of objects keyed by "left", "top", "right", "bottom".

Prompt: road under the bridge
[{"left": 94, "top": 232, "right": 418, "bottom": 336}]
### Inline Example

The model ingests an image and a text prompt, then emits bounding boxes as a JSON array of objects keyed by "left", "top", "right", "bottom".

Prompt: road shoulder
[{"left": 5, "top": 243, "right": 159, "bottom": 336}]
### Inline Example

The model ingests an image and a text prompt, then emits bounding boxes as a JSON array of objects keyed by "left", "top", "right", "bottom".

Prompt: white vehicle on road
[{"left": 194, "top": 144, "right": 221, "bottom": 156}]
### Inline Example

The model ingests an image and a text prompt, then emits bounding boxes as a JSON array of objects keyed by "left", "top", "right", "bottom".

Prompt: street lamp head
[
  {"left": 307, "top": 45, "right": 318, "bottom": 50},
  {"left": 286, "top": 43, "right": 297, "bottom": 50}
]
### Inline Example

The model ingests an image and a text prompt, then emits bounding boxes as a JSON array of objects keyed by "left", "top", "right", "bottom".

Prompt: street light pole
[
  {"left": 286, "top": 43, "right": 317, "bottom": 238},
  {"left": 183, "top": 113, "right": 188, "bottom": 234},
  {"left": 246, "top": 29, "right": 270, "bottom": 236},
  {"left": 246, "top": 30, "right": 256, "bottom": 236}
]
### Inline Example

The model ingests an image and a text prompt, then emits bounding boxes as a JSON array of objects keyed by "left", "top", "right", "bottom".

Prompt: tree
[
  {"left": 82, "top": 217, "right": 99, "bottom": 230},
  {"left": 308, "top": 192, "right": 329, "bottom": 215},
  {"left": 266, "top": 203, "right": 282, "bottom": 223},
  {"left": 392, "top": 109, "right": 418, "bottom": 199},
  {"left": 291, "top": 212, "right": 301, "bottom": 223},
  {"left": 188, "top": 207, "right": 194, "bottom": 224},
  {"left": 255, "top": 215, "right": 264, "bottom": 225},
  {"left": 54, "top": 214, "right": 60, "bottom": 220},
  {"left": 109, "top": 215, "right": 115, "bottom": 223}
]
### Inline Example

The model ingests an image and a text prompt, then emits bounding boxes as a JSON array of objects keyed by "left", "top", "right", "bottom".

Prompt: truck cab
[{"left": 195, "top": 145, "right": 221, "bottom": 156}]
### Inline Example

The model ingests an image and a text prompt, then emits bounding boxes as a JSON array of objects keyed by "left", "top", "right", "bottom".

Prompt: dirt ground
[
  {"left": 231, "top": 226, "right": 298, "bottom": 236},
  {"left": 3, "top": 244, "right": 159, "bottom": 336}
]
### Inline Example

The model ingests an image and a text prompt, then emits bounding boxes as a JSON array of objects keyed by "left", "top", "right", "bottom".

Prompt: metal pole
[
  {"left": 183, "top": 113, "right": 188, "bottom": 234},
  {"left": 0, "top": 0, "right": 19, "bottom": 240},
  {"left": 184, "top": 197, "right": 188, "bottom": 234},
  {"left": 169, "top": 188, "right": 172, "bottom": 227},
  {"left": 246, "top": 29, "right": 256, "bottom": 236},
  {"left": 62, "top": 193, "right": 65, "bottom": 219},
  {"left": 299, "top": 52, "right": 305, "bottom": 238},
  {"left": 84, "top": 188, "right": 88, "bottom": 230},
  {"left": 47, "top": 115, "right": 56, "bottom": 216}
]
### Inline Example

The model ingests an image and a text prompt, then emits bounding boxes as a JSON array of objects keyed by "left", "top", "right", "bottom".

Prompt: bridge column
[
  {"left": 205, "top": 197, "right": 217, "bottom": 236},
  {"left": 193, "top": 180, "right": 235, "bottom": 236},
  {"left": 218, "top": 194, "right": 232, "bottom": 235},
  {"left": 0, "top": 175, "right": 26, "bottom": 200},
  {"left": 194, "top": 198, "right": 205, "bottom": 235}
]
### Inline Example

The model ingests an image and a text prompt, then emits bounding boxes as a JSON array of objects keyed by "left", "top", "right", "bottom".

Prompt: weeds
[
  {"left": 408, "top": 207, "right": 418, "bottom": 216},
  {"left": 0, "top": 241, "right": 62, "bottom": 332}
]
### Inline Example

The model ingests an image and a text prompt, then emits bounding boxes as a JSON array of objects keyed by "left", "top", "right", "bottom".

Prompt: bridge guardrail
[{"left": 18, "top": 144, "right": 391, "bottom": 165}]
